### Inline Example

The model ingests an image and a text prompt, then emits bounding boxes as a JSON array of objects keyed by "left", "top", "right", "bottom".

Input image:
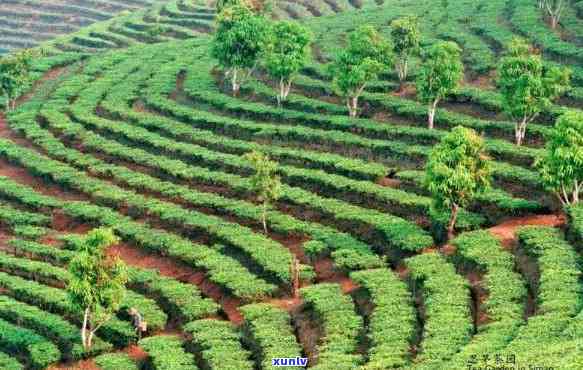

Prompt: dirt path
[
  {"left": 488, "top": 214, "right": 565, "bottom": 247},
  {"left": 314, "top": 257, "right": 359, "bottom": 294},
  {"left": 108, "top": 243, "right": 244, "bottom": 325}
]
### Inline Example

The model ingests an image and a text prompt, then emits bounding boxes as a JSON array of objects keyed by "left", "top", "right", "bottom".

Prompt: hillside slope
[{"left": 0, "top": 0, "right": 582, "bottom": 369}]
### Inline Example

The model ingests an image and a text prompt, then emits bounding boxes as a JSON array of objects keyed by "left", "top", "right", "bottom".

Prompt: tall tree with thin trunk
[
  {"left": 535, "top": 111, "right": 582, "bottom": 206},
  {"left": 67, "top": 228, "right": 128, "bottom": 350},
  {"left": 416, "top": 41, "right": 464, "bottom": 129},
  {"left": 390, "top": 16, "right": 420, "bottom": 91},
  {"left": 329, "top": 25, "right": 393, "bottom": 118},
  {"left": 244, "top": 150, "right": 282, "bottom": 233},
  {"left": 497, "top": 38, "right": 570, "bottom": 146},
  {"left": 211, "top": 4, "right": 269, "bottom": 95},
  {"left": 0, "top": 49, "right": 33, "bottom": 112},
  {"left": 542, "top": 0, "right": 565, "bottom": 29},
  {"left": 425, "top": 126, "right": 491, "bottom": 241},
  {"left": 264, "top": 21, "right": 312, "bottom": 105}
]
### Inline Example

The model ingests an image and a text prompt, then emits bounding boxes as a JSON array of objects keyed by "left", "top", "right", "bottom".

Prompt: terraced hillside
[
  {"left": 0, "top": 0, "right": 582, "bottom": 369},
  {"left": 0, "top": 0, "right": 166, "bottom": 54}
]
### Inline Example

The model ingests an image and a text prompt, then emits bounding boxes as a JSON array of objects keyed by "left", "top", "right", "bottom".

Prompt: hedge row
[
  {"left": 292, "top": 73, "right": 546, "bottom": 162},
  {"left": 0, "top": 202, "right": 51, "bottom": 228},
  {"left": 139, "top": 335, "right": 198, "bottom": 370},
  {"left": 184, "top": 319, "right": 254, "bottom": 370},
  {"left": 0, "top": 352, "right": 23, "bottom": 370},
  {"left": 300, "top": 283, "right": 363, "bottom": 369},
  {"left": 0, "top": 295, "right": 112, "bottom": 361},
  {"left": 35, "top": 49, "right": 428, "bottom": 260},
  {"left": 0, "top": 317, "right": 60, "bottom": 369},
  {"left": 350, "top": 269, "right": 416, "bottom": 369},
  {"left": 174, "top": 55, "right": 543, "bottom": 190},
  {"left": 0, "top": 271, "right": 136, "bottom": 346},
  {"left": 106, "top": 75, "right": 388, "bottom": 183},
  {"left": 0, "top": 136, "right": 278, "bottom": 299},
  {"left": 94, "top": 353, "right": 138, "bottom": 370},
  {"left": 0, "top": 248, "right": 167, "bottom": 332},
  {"left": 445, "top": 231, "right": 526, "bottom": 368},
  {"left": 129, "top": 268, "right": 219, "bottom": 323},
  {"left": 7, "top": 238, "right": 219, "bottom": 324},
  {"left": 502, "top": 227, "right": 582, "bottom": 368},
  {"left": 395, "top": 170, "right": 545, "bottom": 221},
  {"left": 240, "top": 303, "right": 304, "bottom": 370},
  {"left": 567, "top": 203, "right": 583, "bottom": 249},
  {"left": 405, "top": 253, "right": 472, "bottom": 367},
  {"left": 74, "top": 69, "right": 436, "bottom": 247}
]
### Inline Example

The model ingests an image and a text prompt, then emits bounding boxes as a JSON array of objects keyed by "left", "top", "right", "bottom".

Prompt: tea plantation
[{"left": 0, "top": 0, "right": 582, "bottom": 369}]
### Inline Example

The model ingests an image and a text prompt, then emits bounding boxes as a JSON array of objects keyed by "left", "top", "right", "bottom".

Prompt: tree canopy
[
  {"left": 497, "top": 38, "right": 570, "bottom": 145},
  {"left": 67, "top": 228, "right": 128, "bottom": 349},
  {"left": 416, "top": 41, "right": 464, "bottom": 129},
  {"left": 244, "top": 150, "right": 282, "bottom": 233},
  {"left": 425, "top": 126, "right": 491, "bottom": 241},
  {"left": 264, "top": 21, "right": 312, "bottom": 105},
  {"left": 329, "top": 25, "right": 393, "bottom": 117},
  {"left": 536, "top": 111, "right": 583, "bottom": 206},
  {"left": 0, "top": 49, "right": 34, "bottom": 111},
  {"left": 211, "top": 4, "right": 269, "bottom": 94},
  {"left": 390, "top": 16, "right": 420, "bottom": 89}
]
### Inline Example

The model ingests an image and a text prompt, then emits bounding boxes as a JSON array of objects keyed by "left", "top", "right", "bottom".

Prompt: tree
[
  {"left": 542, "top": 0, "right": 565, "bottom": 29},
  {"left": 329, "top": 25, "right": 393, "bottom": 118},
  {"left": 416, "top": 41, "right": 464, "bottom": 129},
  {"left": 67, "top": 228, "right": 128, "bottom": 350},
  {"left": 0, "top": 50, "right": 33, "bottom": 112},
  {"left": 216, "top": 0, "right": 274, "bottom": 14},
  {"left": 497, "top": 38, "right": 570, "bottom": 145},
  {"left": 535, "top": 111, "right": 582, "bottom": 206},
  {"left": 425, "top": 126, "right": 491, "bottom": 241},
  {"left": 211, "top": 4, "right": 269, "bottom": 95},
  {"left": 390, "top": 16, "right": 420, "bottom": 90},
  {"left": 264, "top": 21, "right": 312, "bottom": 105},
  {"left": 244, "top": 150, "right": 282, "bottom": 233}
]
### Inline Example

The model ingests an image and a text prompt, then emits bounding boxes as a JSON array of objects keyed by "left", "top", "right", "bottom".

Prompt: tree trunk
[
  {"left": 290, "top": 256, "right": 300, "bottom": 299},
  {"left": 447, "top": 203, "right": 459, "bottom": 242},
  {"left": 428, "top": 99, "right": 439, "bottom": 129},
  {"left": 284, "top": 81, "right": 292, "bottom": 100},
  {"left": 87, "top": 330, "right": 94, "bottom": 349},
  {"left": 81, "top": 308, "right": 90, "bottom": 350},
  {"left": 231, "top": 68, "right": 240, "bottom": 96},
  {"left": 262, "top": 201, "right": 268, "bottom": 234},
  {"left": 550, "top": 15, "right": 558, "bottom": 29},
  {"left": 347, "top": 96, "right": 358, "bottom": 117},
  {"left": 396, "top": 60, "right": 407, "bottom": 91},
  {"left": 277, "top": 79, "right": 292, "bottom": 107},
  {"left": 515, "top": 117, "right": 528, "bottom": 146}
]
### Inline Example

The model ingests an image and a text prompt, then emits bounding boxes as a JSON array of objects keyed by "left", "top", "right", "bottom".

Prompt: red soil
[
  {"left": 440, "top": 243, "right": 457, "bottom": 256},
  {"left": 467, "top": 271, "right": 490, "bottom": 326},
  {"left": 125, "top": 344, "right": 148, "bottom": 362},
  {"left": 267, "top": 296, "right": 303, "bottom": 312},
  {"left": 488, "top": 214, "right": 565, "bottom": 248},
  {"left": 394, "top": 263, "right": 410, "bottom": 279},
  {"left": 108, "top": 243, "right": 244, "bottom": 325},
  {"left": 391, "top": 83, "right": 416, "bottom": 98},
  {"left": 313, "top": 257, "right": 358, "bottom": 294},
  {"left": 377, "top": 177, "right": 401, "bottom": 188},
  {"left": 48, "top": 359, "right": 100, "bottom": 370},
  {"left": 269, "top": 233, "right": 310, "bottom": 263}
]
